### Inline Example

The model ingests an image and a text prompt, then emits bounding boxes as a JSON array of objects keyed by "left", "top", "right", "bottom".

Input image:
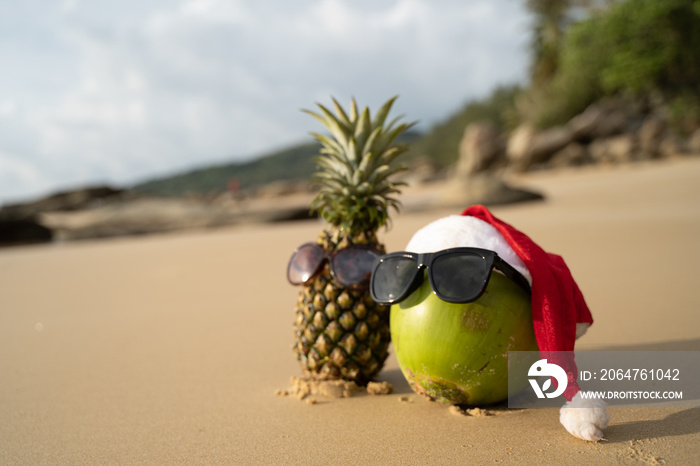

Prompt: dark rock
[
  {"left": 39, "top": 197, "right": 231, "bottom": 241},
  {"left": 267, "top": 208, "right": 317, "bottom": 223},
  {"left": 549, "top": 143, "right": 593, "bottom": 168},
  {"left": 0, "top": 218, "right": 53, "bottom": 246},
  {"left": 440, "top": 174, "right": 543, "bottom": 208},
  {"left": 0, "top": 186, "right": 124, "bottom": 220}
]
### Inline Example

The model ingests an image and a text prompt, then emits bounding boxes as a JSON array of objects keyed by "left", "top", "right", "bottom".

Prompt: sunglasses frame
[
  {"left": 370, "top": 247, "right": 531, "bottom": 305},
  {"left": 287, "top": 242, "right": 383, "bottom": 290}
]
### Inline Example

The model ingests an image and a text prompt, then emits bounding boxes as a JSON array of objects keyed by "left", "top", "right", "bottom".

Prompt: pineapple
[{"left": 293, "top": 96, "right": 415, "bottom": 385}]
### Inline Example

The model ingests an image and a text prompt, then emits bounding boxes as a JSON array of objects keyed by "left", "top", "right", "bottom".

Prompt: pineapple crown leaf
[
  {"left": 304, "top": 96, "right": 415, "bottom": 232},
  {"left": 361, "top": 126, "right": 382, "bottom": 159},
  {"left": 330, "top": 96, "right": 352, "bottom": 128},
  {"left": 313, "top": 160, "right": 350, "bottom": 184},
  {"left": 303, "top": 106, "right": 352, "bottom": 155},
  {"left": 371, "top": 95, "right": 398, "bottom": 128},
  {"left": 375, "top": 121, "right": 415, "bottom": 156},
  {"left": 310, "top": 132, "right": 344, "bottom": 158},
  {"left": 349, "top": 97, "right": 359, "bottom": 121},
  {"left": 353, "top": 107, "right": 372, "bottom": 154}
]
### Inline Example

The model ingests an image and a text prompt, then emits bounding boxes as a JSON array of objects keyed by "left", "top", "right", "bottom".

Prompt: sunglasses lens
[
  {"left": 332, "top": 248, "right": 380, "bottom": 288},
  {"left": 371, "top": 256, "right": 418, "bottom": 303},
  {"left": 432, "top": 253, "right": 490, "bottom": 302},
  {"left": 287, "top": 243, "right": 325, "bottom": 285}
]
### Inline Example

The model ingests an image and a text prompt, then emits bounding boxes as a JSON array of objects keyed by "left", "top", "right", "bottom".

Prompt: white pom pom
[
  {"left": 405, "top": 215, "right": 532, "bottom": 285},
  {"left": 560, "top": 392, "right": 610, "bottom": 441}
]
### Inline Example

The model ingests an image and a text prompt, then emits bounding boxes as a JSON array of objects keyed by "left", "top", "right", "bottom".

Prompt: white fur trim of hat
[{"left": 405, "top": 215, "right": 532, "bottom": 286}]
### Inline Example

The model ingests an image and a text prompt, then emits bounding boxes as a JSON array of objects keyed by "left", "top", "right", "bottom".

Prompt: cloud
[{"left": 0, "top": 0, "right": 530, "bottom": 204}]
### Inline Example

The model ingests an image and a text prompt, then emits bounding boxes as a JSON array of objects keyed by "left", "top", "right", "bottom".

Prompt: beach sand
[{"left": 1, "top": 158, "right": 699, "bottom": 464}]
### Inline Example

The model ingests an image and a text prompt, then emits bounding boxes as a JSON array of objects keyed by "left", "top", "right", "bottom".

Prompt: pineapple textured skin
[{"left": 293, "top": 228, "right": 391, "bottom": 384}]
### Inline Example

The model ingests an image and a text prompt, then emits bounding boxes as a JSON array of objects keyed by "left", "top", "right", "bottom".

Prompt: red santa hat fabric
[{"left": 462, "top": 205, "right": 593, "bottom": 401}]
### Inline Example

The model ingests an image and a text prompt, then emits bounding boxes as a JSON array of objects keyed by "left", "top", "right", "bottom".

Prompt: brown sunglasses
[{"left": 287, "top": 242, "right": 382, "bottom": 290}]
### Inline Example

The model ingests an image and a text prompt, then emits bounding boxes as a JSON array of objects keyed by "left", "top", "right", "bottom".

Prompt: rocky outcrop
[
  {"left": 568, "top": 101, "right": 629, "bottom": 140},
  {"left": 38, "top": 195, "right": 317, "bottom": 242},
  {"left": 443, "top": 95, "right": 699, "bottom": 209},
  {"left": 0, "top": 185, "right": 123, "bottom": 246},
  {"left": 440, "top": 174, "right": 543, "bottom": 208},
  {"left": 588, "top": 134, "right": 636, "bottom": 164},
  {"left": 460, "top": 97, "right": 699, "bottom": 177},
  {"left": 456, "top": 122, "right": 505, "bottom": 176},
  {"left": 442, "top": 123, "right": 544, "bottom": 207},
  {"left": 0, "top": 186, "right": 123, "bottom": 220},
  {"left": 507, "top": 125, "right": 574, "bottom": 170}
]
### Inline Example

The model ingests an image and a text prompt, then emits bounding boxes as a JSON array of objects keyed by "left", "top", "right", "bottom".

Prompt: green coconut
[{"left": 390, "top": 271, "right": 538, "bottom": 406}]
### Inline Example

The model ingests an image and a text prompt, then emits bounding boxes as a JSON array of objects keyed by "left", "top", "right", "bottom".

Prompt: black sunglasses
[
  {"left": 369, "top": 247, "right": 531, "bottom": 305},
  {"left": 287, "top": 242, "right": 382, "bottom": 290}
]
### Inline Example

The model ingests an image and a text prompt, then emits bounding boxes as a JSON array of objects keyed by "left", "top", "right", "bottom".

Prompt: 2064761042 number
[{"left": 599, "top": 368, "right": 680, "bottom": 381}]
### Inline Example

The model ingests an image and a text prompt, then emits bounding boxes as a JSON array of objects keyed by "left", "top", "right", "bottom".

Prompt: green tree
[
  {"left": 526, "top": 0, "right": 573, "bottom": 86},
  {"left": 530, "top": 0, "right": 700, "bottom": 128},
  {"left": 524, "top": 0, "right": 609, "bottom": 86}
]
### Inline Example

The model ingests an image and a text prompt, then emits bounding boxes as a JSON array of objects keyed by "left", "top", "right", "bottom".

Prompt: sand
[{"left": 1, "top": 158, "right": 699, "bottom": 464}]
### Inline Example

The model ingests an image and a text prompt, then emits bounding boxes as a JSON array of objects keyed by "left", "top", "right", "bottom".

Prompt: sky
[{"left": 0, "top": 0, "right": 532, "bottom": 205}]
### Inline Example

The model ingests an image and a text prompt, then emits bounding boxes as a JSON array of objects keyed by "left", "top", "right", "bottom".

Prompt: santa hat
[{"left": 405, "top": 204, "right": 593, "bottom": 401}]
